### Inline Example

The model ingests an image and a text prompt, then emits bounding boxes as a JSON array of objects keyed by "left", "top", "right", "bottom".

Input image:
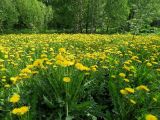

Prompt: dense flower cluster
[
  {"left": 12, "top": 106, "right": 29, "bottom": 116},
  {"left": 0, "top": 34, "right": 160, "bottom": 119}
]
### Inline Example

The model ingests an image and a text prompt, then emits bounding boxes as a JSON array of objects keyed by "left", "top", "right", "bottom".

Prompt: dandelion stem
[
  {"left": 66, "top": 102, "right": 69, "bottom": 117},
  {"left": 66, "top": 83, "right": 69, "bottom": 118}
]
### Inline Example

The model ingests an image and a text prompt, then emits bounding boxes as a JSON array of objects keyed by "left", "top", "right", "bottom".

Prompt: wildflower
[
  {"left": 119, "top": 73, "right": 126, "bottom": 78},
  {"left": 55, "top": 54, "right": 64, "bottom": 61},
  {"left": 59, "top": 48, "right": 66, "bottom": 53},
  {"left": 63, "top": 77, "right": 71, "bottom": 83},
  {"left": 131, "top": 56, "right": 139, "bottom": 60},
  {"left": 124, "top": 78, "right": 129, "bottom": 82},
  {"left": 123, "top": 65, "right": 130, "bottom": 71},
  {"left": 21, "top": 68, "right": 32, "bottom": 74},
  {"left": 26, "top": 64, "right": 34, "bottom": 69},
  {"left": 145, "top": 114, "right": 158, "bottom": 120},
  {"left": 136, "top": 85, "right": 150, "bottom": 92},
  {"left": 75, "top": 63, "right": 90, "bottom": 71},
  {"left": 124, "top": 60, "right": 131, "bottom": 65},
  {"left": 33, "top": 59, "right": 44, "bottom": 68},
  {"left": 20, "top": 106, "right": 29, "bottom": 114},
  {"left": 19, "top": 73, "right": 30, "bottom": 79},
  {"left": 40, "top": 54, "right": 47, "bottom": 58},
  {"left": 90, "top": 65, "right": 98, "bottom": 72},
  {"left": 111, "top": 75, "right": 116, "bottom": 78},
  {"left": 46, "top": 61, "right": 53, "bottom": 65},
  {"left": 146, "top": 62, "right": 152, "bottom": 67},
  {"left": 125, "top": 87, "right": 135, "bottom": 93},
  {"left": 136, "top": 60, "right": 142, "bottom": 63},
  {"left": 62, "top": 60, "right": 74, "bottom": 67},
  {"left": 10, "top": 76, "right": 19, "bottom": 83},
  {"left": 120, "top": 89, "right": 128, "bottom": 95},
  {"left": 32, "top": 71, "right": 39, "bottom": 74},
  {"left": 12, "top": 106, "right": 29, "bottom": 116},
  {"left": 130, "top": 66, "right": 136, "bottom": 71},
  {"left": 99, "top": 53, "right": 106, "bottom": 60},
  {"left": 9, "top": 93, "right": 20, "bottom": 103}
]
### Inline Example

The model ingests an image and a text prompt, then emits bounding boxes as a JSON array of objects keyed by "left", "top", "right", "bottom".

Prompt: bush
[
  {"left": 0, "top": 0, "right": 19, "bottom": 30},
  {"left": 13, "top": 0, "right": 53, "bottom": 31}
]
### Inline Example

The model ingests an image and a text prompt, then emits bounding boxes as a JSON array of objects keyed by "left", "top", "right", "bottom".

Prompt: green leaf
[
  {"left": 43, "top": 95, "right": 54, "bottom": 108},
  {"left": 72, "top": 101, "right": 93, "bottom": 111}
]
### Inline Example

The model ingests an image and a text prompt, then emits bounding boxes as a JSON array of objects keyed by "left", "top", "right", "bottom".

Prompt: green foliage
[
  {"left": 128, "top": 0, "right": 160, "bottom": 34},
  {"left": 15, "top": 0, "right": 53, "bottom": 31},
  {"left": 0, "top": 34, "right": 160, "bottom": 119},
  {"left": 0, "top": 0, "right": 160, "bottom": 33},
  {"left": 105, "top": 0, "right": 130, "bottom": 33},
  {"left": 0, "top": 0, "right": 19, "bottom": 29}
]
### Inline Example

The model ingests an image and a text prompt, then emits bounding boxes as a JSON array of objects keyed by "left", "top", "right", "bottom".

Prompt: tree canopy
[{"left": 0, "top": 0, "right": 160, "bottom": 33}]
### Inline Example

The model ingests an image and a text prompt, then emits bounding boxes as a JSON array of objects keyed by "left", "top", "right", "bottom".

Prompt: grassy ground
[{"left": 0, "top": 34, "right": 160, "bottom": 120}]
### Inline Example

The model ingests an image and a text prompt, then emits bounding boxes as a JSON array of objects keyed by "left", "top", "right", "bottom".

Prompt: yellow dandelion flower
[
  {"left": 40, "top": 54, "right": 47, "bottom": 58},
  {"left": 136, "top": 85, "right": 150, "bottom": 92},
  {"left": 120, "top": 89, "right": 128, "bottom": 95},
  {"left": 32, "top": 71, "right": 39, "bottom": 74},
  {"left": 9, "top": 93, "right": 20, "bottom": 103},
  {"left": 75, "top": 63, "right": 90, "bottom": 71},
  {"left": 123, "top": 65, "right": 130, "bottom": 71},
  {"left": 125, "top": 87, "right": 135, "bottom": 93},
  {"left": 55, "top": 54, "right": 64, "bottom": 61},
  {"left": 12, "top": 108, "right": 20, "bottom": 115},
  {"left": 10, "top": 76, "right": 19, "bottom": 84},
  {"left": 90, "top": 65, "right": 98, "bottom": 72},
  {"left": 33, "top": 59, "right": 44, "bottom": 68},
  {"left": 46, "top": 61, "right": 53, "bottom": 65},
  {"left": 124, "top": 78, "right": 130, "bottom": 82},
  {"left": 145, "top": 114, "right": 158, "bottom": 120},
  {"left": 111, "top": 75, "right": 116, "bottom": 78},
  {"left": 21, "top": 68, "right": 32, "bottom": 74},
  {"left": 119, "top": 73, "right": 126, "bottom": 78},
  {"left": 146, "top": 62, "right": 152, "bottom": 67},
  {"left": 20, "top": 106, "right": 29, "bottom": 115},
  {"left": 62, "top": 60, "right": 74, "bottom": 67},
  {"left": 59, "top": 48, "right": 66, "bottom": 53},
  {"left": 26, "top": 64, "right": 34, "bottom": 69},
  {"left": 63, "top": 77, "right": 71, "bottom": 83},
  {"left": 131, "top": 56, "right": 139, "bottom": 60},
  {"left": 12, "top": 106, "right": 29, "bottom": 116}
]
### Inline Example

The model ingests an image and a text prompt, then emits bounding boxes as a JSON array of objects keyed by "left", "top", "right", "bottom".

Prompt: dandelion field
[{"left": 0, "top": 34, "right": 160, "bottom": 120}]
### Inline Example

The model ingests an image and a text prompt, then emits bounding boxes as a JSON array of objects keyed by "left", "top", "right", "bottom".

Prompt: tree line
[{"left": 0, "top": 0, "right": 160, "bottom": 34}]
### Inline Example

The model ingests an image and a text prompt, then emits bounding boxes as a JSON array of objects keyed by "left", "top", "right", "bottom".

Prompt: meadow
[{"left": 0, "top": 34, "right": 160, "bottom": 120}]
